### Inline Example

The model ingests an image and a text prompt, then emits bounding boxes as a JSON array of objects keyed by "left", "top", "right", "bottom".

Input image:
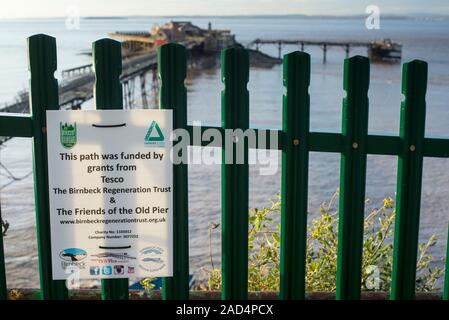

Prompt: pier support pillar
[
  {"left": 323, "top": 44, "right": 327, "bottom": 64},
  {"left": 278, "top": 41, "right": 282, "bottom": 59},
  {"left": 123, "top": 80, "right": 135, "bottom": 109},
  {"left": 140, "top": 73, "right": 148, "bottom": 109},
  {"left": 151, "top": 68, "right": 159, "bottom": 107}
]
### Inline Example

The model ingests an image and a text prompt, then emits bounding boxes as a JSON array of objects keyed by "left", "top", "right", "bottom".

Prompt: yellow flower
[
  {"left": 383, "top": 197, "right": 394, "bottom": 209},
  {"left": 8, "top": 289, "right": 23, "bottom": 300}
]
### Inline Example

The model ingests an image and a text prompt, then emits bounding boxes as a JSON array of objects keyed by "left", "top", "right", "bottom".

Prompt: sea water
[{"left": 1, "top": 16, "right": 449, "bottom": 288}]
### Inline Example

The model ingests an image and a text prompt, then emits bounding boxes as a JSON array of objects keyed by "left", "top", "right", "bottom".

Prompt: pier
[
  {"left": 0, "top": 21, "right": 261, "bottom": 120},
  {"left": 0, "top": 52, "right": 161, "bottom": 148},
  {"left": 249, "top": 38, "right": 402, "bottom": 63},
  {"left": 1, "top": 51, "right": 160, "bottom": 114},
  {"left": 0, "top": 21, "right": 401, "bottom": 147},
  {"left": 61, "top": 64, "right": 93, "bottom": 79}
]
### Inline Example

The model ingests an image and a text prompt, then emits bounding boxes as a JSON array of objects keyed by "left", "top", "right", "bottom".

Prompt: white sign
[{"left": 46, "top": 109, "right": 173, "bottom": 280}]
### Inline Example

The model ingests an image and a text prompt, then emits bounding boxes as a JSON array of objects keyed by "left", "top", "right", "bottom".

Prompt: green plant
[
  {"left": 140, "top": 277, "right": 156, "bottom": 291},
  {"left": 202, "top": 192, "right": 443, "bottom": 292}
]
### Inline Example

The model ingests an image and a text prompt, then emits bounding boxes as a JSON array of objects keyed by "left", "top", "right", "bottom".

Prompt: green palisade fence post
[
  {"left": 158, "top": 43, "right": 189, "bottom": 300},
  {"left": 0, "top": 205, "right": 6, "bottom": 299},
  {"left": 221, "top": 47, "right": 249, "bottom": 300},
  {"left": 28, "top": 34, "right": 68, "bottom": 300},
  {"left": 93, "top": 38, "right": 129, "bottom": 300},
  {"left": 336, "top": 56, "right": 370, "bottom": 300},
  {"left": 391, "top": 60, "right": 427, "bottom": 300},
  {"left": 280, "top": 51, "right": 310, "bottom": 300},
  {"left": 444, "top": 223, "right": 449, "bottom": 300}
]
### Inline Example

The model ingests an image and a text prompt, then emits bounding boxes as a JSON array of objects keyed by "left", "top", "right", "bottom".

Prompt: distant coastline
[
  {"left": 1, "top": 14, "right": 449, "bottom": 21},
  {"left": 78, "top": 14, "right": 449, "bottom": 21}
]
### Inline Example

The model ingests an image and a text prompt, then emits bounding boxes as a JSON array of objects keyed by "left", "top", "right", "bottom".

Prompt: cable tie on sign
[{"left": 92, "top": 123, "right": 127, "bottom": 128}]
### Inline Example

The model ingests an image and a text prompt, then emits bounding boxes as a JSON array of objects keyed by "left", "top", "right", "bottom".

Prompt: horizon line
[{"left": 1, "top": 13, "right": 449, "bottom": 20}]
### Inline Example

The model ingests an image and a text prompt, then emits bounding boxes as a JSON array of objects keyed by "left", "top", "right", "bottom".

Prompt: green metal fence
[{"left": 0, "top": 34, "right": 449, "bottom": 300}]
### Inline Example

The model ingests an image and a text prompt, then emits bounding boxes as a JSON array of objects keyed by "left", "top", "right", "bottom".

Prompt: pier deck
[
  {"left": 0, "top": 52, "right": 158, "bottom": 114},
  {"left": 249, "top": 38, "right": 402, "bottom": 63}
]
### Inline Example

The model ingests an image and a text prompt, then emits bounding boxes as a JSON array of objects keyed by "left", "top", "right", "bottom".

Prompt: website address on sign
[{"left": 59, "top": 217, "right": 166, "bottom": 225}]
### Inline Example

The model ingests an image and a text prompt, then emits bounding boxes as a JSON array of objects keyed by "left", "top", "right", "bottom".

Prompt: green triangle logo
[{"left": 145, "top": 120, "right": 164, "bottom": 144}]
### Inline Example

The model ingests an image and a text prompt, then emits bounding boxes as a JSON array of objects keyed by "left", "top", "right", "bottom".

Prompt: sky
[{"left": 0, "top": 0, "right": 448, "bottom": 19}]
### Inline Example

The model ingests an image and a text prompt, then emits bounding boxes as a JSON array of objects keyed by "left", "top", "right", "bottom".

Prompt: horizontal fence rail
[{"left": 0, "top": 33, "right": 449, "bottom": 300}]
